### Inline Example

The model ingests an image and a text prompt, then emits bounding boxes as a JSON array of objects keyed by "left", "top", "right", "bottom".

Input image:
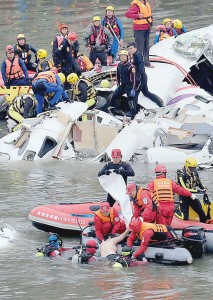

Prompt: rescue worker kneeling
[
  {"left": 36, "top": 49, "right": 54, "bottom": 73},
  {"left": 67, "top": 73, "right": 97, "bottom": 109},
  {"left": 94, "top": 203, "right": 126, "bottom": 242},
  {"left": 7, "top": 89, "right": 37, "bottom": 132}
]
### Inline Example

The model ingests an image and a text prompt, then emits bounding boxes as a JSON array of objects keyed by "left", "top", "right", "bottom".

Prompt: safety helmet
[
  {"left": 119, "top": 49, "right": 128, "bottom": 56},
  {"left": 163, "top": 18, "right": 172, "bottom": 25},
  {"left": 48, "top": 234, "right": 59, "bottom": 248},
  {"left": 184, "top": 157, "right": 198, "bottom": 170},
  {"left": 129, "top": 218, "right": 142, "bottom": 233},
  {"left": 155, "top": 164, "right": 167, "bottom": 174},
  {"left": 100, "top": 202, "right": 110, "bottom": 213},
  {"left": 86, "top": 239, "right": 98, "bottom": 254},
  {"left": 17, "top": 33, "right": 25, "bottom": 40},
  {"left": 126, "top": 183, "right": 137, "bottom": 195},
  {"left": 173, "top": 19, "right": 183, "bottom": 29},
  {"left": 106, "top": 5, "right": 114, "bottom": 11},
  {"left": 59, "top": 23, "right": 68, "bottom": 31},
  {"left": 5, "top": 45, "right": 14, "bottom": 53},
  {"left": 50, "top": 67, "right": 58, "bottom": 74},
  {"left": 156, "top": 24, "right": 166, "bottom": 32},
  {"left": 93, "top": 16, "right": 101, "bottom": 22},
  {"left": 58, "top": 72, "right": 66, "bottom": 84},
  {"left": 111, "top": 148, "right": 121, "bottom": 158},
  {"left": 100, "top": 79, "right": 110, "bottom": 88},
  {"left": 37, "top": 49, "right": 48, "bottom": 59},
  {"left": 67, "top": 73, "right": 79, "bottom": 84},
  {"left": 68, "top": 32, "right": 77, "bottom": 41}
]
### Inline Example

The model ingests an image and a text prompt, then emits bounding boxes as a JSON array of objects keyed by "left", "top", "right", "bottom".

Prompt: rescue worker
[
  {"left": 98, "top": 148, "right": 135, "bottom": 207},
  {"left": 94, "top": 203, "right": 126, "bottom": 242},
  {"left": 79, "top": 240, "right": 99, "bottom": 264},
  {"left": 1, "top": 45, "right": 29, "bottom": 87},
  {"left": 14, "top": 34, "right": 38, "bottom": 71},
  {"left": 52, "top": 23, "right": 69, "bottom": 66},
  {"left": 67, "top": 73, "right": 96, "bottom": 109},
  {"left": 172, "top": 19, "right": 187, "bottom": 35},
  {"left": 36, "top": 49, "right": 54, "bottom": 73},
  {"left": 176, "top": 157, "right": 208, "bottom": 223},
  {"left": 101, "top": 5, "right": 124, "bottom": 62},
  {"left": 66, "top": 31, "right": 82, "bottom": 76},
  {"left": 154, "top": 25, "right": 170, "bottom": 44},
  {"left": 127, "top": 42, "right": 164, "bottom": 107},
  {"left": 32, "top": 69, "right": 64, "bottom": 114},
  {"left": 148, "top": 165, "right": 198, "bottom": 226},
  {"left": 110, "top": 49, "right": 137, "bottom": 119},
  {"left": 82, "top": 16, "right": 113, "bottom": 66},
  {"left": 162, "top": 18, "right": 178, "bottom": 37},
  {"left": 125, "top": 0, "right": 153, "bottom": 68},
  {"left": 7, "top": 89, "right": 37, "bottom": 132},
  {"left": 126, "top": 183, "right": 160, "bottom": 223}
]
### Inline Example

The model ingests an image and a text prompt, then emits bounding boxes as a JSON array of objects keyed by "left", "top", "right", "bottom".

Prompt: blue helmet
[{"left": 48, "top": 234, "right": 59, "bottom": 248}]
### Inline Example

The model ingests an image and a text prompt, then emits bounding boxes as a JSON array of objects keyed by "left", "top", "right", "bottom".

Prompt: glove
[
  {"left": 191, "top": 194, "right": 199, "bottom": 201},
  {"left": 113, "top": 169, "right": 120, "bottom": 174},
  {"left": 104, "top": 170, "right": 111, "bottom": 176},
  {"left": 203, "top": 194, "right": 211, "bottom": 205}
]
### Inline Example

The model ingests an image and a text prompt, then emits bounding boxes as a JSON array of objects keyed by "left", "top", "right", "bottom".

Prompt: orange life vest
[
  {"left": 95, "top": 208, "right": 115, "bottom": 223},
  {"left": 159, "top": 32, "right": 171, "bottom": 41},
  {"left": 33, "top": 71, "right": 56, "bottom": 84},
  {"left": 56, "top": 36, "right": 65, "bottom": 47},
  {"left": 135, "top": 188, "right": 159, "bottom": 209},
  {"left": 5, "top": 57, "right": 24, "bottom": 80},
  {"left": 153, "top": 178, "right": 174, "bottom": 202},
  {"left": 131, "top": 0, "right": 153, "bottom": 26},
  {"left": 138, "top": 222, "right": 167, "bottom": 240}
]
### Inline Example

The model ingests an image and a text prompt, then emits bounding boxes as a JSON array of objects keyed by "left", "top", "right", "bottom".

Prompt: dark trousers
[
  {"left": 107, "top": 193, "right": 116, "bottom": 207},
  {"left": 180, "top": 196, "right": 207, "bottom": 223},
  {"left": 72, "top": 58, "right": 82, "bottom": 76},
  {"left": 89, "top": 50, "right": 107, "bottom": 66},
  {"left": 134, "top": 30, "right": 150, "bottom": 64}
]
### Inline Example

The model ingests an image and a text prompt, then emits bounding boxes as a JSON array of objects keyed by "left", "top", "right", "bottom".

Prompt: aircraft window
[
  {"left": 38, "top": 137, "right": 57, "bottom": 158},
  {"left": 195, "top": 95, "right": 210, "bottom": 103},
  {"left": 18, "top": 136, "right": 30, "bottom": 156}
]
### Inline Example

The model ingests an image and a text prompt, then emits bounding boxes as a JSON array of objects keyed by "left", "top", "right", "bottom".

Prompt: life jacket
[
  {"left": 33, "top": 71, "right": 56, "bottom": 84},
  {"left": 37, "top": 59, "right": 54, "bottom": 72},
  {"left": 103, "top": 16, "right": 120, "bottom": 36},
  {"left": 95, "top": 208, "right": 115, "bottom": 224},
  {"left": 176, "top": 28, "right": 184, "bottom": 35},
  {"left": 153, "top": 178, "right": 174, "bottom": 202},
  {"left": 138, "top": 222, "right": 167, "bottom": 240},
  {"left": 159, "top": 32, "right": 171, "bottom": 41},
  {"left": 74, "top": 77, "right": 96, "bottom": 105},
  {"left": 16, "top": 44, "right": 31, "bottom": 63},
  {"left": 135, "top": 188, "right": 159, "bottom": 210},
  {"left": 56, "top": 35, "right": 65, "bottom": 47},
  {"left": 131, "top": 0, "right": 153, "bottom": 26},
  {"left": 89, "top": 26, "right": 107, "bottom": 46},
  {"left": 77, "top": 56, "right": 94, "bottom": 71},
  {"left": 12, "top": 94, "right": 37, "bottom": 115},
  {"left": 166, "top": 28, "right": 175, "bottom": 37},
  {"left": 5, "top": 57, "right": 24, "bottom": 81}
]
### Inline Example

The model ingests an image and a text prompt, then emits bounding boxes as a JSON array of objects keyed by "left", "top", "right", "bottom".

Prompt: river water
[{"left": 1, "top": 0, "right": 213, "bottom": 299}]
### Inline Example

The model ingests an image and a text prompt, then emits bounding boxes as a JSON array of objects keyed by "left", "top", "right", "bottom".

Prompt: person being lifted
[
  {"left": 101, "top": 5, "right": 124, "bottom": 63},
  {"left": 14, "top": 34, "right": 38, "bottom": 71},
  {"left": 36, "top": 49, "right": 54, "bottom": 73},
  {"left": 83, "top": 16, "right": 113, "bottom": 66},
  {"left": 176, "top": 157, "right": 208, "bottom": 223}
]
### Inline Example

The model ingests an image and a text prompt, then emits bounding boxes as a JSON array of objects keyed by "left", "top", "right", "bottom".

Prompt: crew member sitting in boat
[
  {"left": 176, "top": 157, "right": 209, "bottom": 223},
  {"left": 101, "top": 5, "right": 124, "bottom": 64},
  {"left": 67, "top": 73, "right": 96, "bottom": 109},
  {"left": 52, "top": 23, "right": 69, "bottom": 67},
  {"left": 126, "top": 183, "right": 160, "bottom": 223},
  {"left": 82, "top": 16, "right": 113, "bottom": 67},
  {"left": 154, "top": 25, "right": 170, "bottom": 44},
  {"left": 172, "top": 19, "right": 187, "bottom": 35},
  {"left": 7, "top": 89, "right": 37, "bottom": 132},
  {"left": 36, "top": 49, "right": 54, "bottom": 73},
  {"left": 94, "top": 203, "right": 126, "bottom": 242},
  {"left": 148, "top": 164, "right": 197, "bottom": 226},
  {"left": 1, "top": 45, "right": 29, "bottom": 87},
  {"left": 98, "top": 148, "right": 135, "bottom": 207},
  {"left": 110, "top": 49, "right": 137, "bottom": 119},
  {"left": 162, "top": 18, "right": 178, "bottom": 37},
  {"left": 14, "top": 34, "right": 38, "bottom": 71}
]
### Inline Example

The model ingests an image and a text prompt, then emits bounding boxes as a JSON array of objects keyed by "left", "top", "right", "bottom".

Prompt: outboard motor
[{"left": 182, "top": 226, "right": 207, "bottom": 258}]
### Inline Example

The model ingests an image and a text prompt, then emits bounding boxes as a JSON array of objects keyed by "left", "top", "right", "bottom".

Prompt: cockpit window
[{"left": 38, "top": 137, "right": 57, "bottom": 158}]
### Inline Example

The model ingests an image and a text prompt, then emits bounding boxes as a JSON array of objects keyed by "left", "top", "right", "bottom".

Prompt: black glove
[
  {"left": 203, "top": 194, "right": 211, "bottom": 205},
  {"left": 136, "top": 253, "right": 145, "bottom": 261},
  {"left": 113, "top": 169, "right": 120, "bottom": 174},
  {"left": 104, "top": 170, "right": 111, "bottom": 176}
]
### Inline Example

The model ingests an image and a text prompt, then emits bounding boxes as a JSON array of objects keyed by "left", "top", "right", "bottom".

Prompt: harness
[
  {"left": 103, "top": 16, "right": 120, "bottom": 36},
  {"left": 74, "top": 77, "right": 96, "bottom": 101},
  {"left": 89, "top": 26, "right": 107, "bottom": 46},
  {"left": 11, "top": 94, "right": 36, "bottom": 115},
  {"left": 37, "top": 59, "right": 54, "bottom": 72}
]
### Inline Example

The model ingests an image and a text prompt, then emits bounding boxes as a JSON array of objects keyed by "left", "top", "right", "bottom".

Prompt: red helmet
[
  {"left": 129, "top": 218, "right": 142, "bottom": 233},
  {"left": 51, "top": 67, "right": 58, "bottom": 74},
  {"left": 111, "top": 149, "right": 121, "bottom": 158},
  {"left": 100, "top": 202, "right": 110, "bottom": 213},
  {"left": 86, "top": 239, "right": 98, "bottom": 254},
  {"left": 156, "top": 24, "right": 166, "bottom": 32},
  {"left": 126, "top": 183, "right": 137, "bottom": 195},
  {"left": 59, "top": 23, "right": 68, "bottom": 31},
  {"left": 68, "top": 32, "right": 77, "bottom": 41},
  {"left": 155, "top": 164, "right": 167, "bottom": 174},
  {"left": 5, "top": 45, "right": 14, "bottom": 53}
]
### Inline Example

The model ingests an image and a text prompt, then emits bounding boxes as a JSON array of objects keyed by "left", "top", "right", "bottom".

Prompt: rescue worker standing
[
  {"left": 52, "top": 23, "right": 69, "bottom": 66},
  {"left": 82, "top": 16, "right": 113, "bottom": 66},
  {"left": 176, "top": 157, "right": 208, "bottom": 223},
  {"left": 110, "top": 49, "right": 137, "bottom": 119},
  {"left": 1, "top": 45, "right": 29, "bottom": 87},
  {"left": 126, "top": 183, "right": 160, "bottom": 223},
  {"left": 67, "top": 73, "right": 97, "bottom": 109},
  {"left": 67, "top": 32, "right": 82, "bottom": 76},
  {"left": 36, "top": 49, "right": 54, "bottom": 73},
  {"left": 14, "top": 34, "right": 38, "bottom": 71},
  {"left": 125, "top": 0, "right": 153, "bottom": 67},
  {"left": 94, "top": 203, "right": 126, "bottom": 242},
  {"left": 101, "top": 6, "right": 124, "bottom": 62},
  {"left": 148, "top": 165, "right": 197, "bottom": 225},
  {"left": 127, "top": 42, "right": 164, "bottom": 107},
  {"left": 98, "top": 149, "right": 135, "bottom": 207}
]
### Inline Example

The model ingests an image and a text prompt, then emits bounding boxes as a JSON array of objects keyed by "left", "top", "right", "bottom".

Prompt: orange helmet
[
  {"left": 126, "top": 183, "right": 137, "bottom": 195},
  {"left": 155, "top": 164, "right": 167, "bottom": 174},
  {"left": 129, "top": 218, "right": 142, "bottom": 233},
  {"left": 51, "top": 67, "right": 58, "bottom": 74},
  {"left": 59, "top": 23, "right": 68, "bottom": 31},
  {"left": 68, "top": 32, "right": 77, "bottom": 41},
  {"left": 5, "top": 45, "right": 14, "bottom": 53}
]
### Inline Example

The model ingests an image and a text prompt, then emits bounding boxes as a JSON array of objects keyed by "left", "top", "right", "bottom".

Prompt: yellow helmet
[
  {"left": 93, "top": 16, "right": 101, "bottom": 22},
  {"left": 37, "top": 49, "right": 48, "bottom": 59},
  {"left": 184, "top": 157, "right": 198, "bottom": 170},
  {"left": 100, "top": 79, "right": 110, "bottom": 88},
  {"left": 67, "top": 73, "right": 79, "bottom": 84},
  {"left": 163, "top": 18, "right": 172, "bottom": 25},
  {"left": 106, "top": 5, "right": 114, "bottom": 11},
  {"left": 17, "top": 34, "right": 25, "bottom": 40},
  {"left": 173, "top": 19, "right": 183, "bottom": 29},
  {"left": 119, "top": 50, "right": 128, "bottom": 56},
  {"left": 58, "top": 72, "right": 66, "bottom": 84}
]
